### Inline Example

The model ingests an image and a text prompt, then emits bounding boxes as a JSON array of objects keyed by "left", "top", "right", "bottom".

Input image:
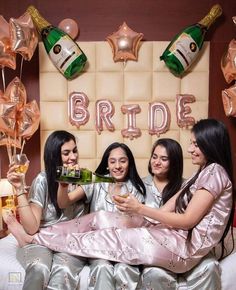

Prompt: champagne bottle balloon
[
  {"left": 56, "top": 166, "right": 115, "bottom": 184},
  {"left": 27, "top": 5, "right": 87, "bottom": 80},
  {"left": 160, "top": 4, "right": 222, "bottom": 77}
]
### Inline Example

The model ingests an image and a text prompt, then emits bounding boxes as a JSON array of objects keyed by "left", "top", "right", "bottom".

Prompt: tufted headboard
[{"left": 39, "top": 41, "right": 209, "bottom": 179}]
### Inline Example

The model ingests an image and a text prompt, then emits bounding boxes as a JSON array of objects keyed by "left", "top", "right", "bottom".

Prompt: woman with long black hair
[{"left": 6, "top": 119, "right": 235, "bottom": 276}]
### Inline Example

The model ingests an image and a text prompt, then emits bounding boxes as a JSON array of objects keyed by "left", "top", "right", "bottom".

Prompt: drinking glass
[
  {"left": 108, "top": 182, "right": 130, "bottom": 203},
  {"left": 12, "top": 154, "right": 30, "bottom": 192}
]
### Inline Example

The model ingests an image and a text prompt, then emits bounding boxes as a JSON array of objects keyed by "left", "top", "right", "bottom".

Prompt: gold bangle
[{"left": 17, "top": 204, "right": 30, "bottom": 209}]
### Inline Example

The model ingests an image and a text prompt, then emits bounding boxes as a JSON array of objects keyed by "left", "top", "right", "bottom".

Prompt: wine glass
[
  {"left": 108, "top": 182, "right": 130, "bottom": 211},
  {"left": 12, "top": 154, "right": 30, "bottom": 192},
  {"left": 110, "top": 182, "right": 130, "bottom": 198}
]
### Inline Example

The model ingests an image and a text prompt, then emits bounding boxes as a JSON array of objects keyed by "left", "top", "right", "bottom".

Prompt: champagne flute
[{"left": 12, "top": 154, "right": 30, "bottom": 192}]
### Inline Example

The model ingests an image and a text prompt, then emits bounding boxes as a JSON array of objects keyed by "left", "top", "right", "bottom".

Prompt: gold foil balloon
[
  {"left": 58, "top": 18, "right": 79, "bottom": 40},
  {"left": 18, "top": 100, "right": 40, "bottom": 140},
  {"left": 4, "top": 76, "right": 27, "bottom": 111},
  {"left": 9, "top": 12, "right": 38, "bottom": 61},
  {"left": 0, "top": 15, "right": 16, "bottom": 69},
  {"left": 106, "top": 22, "right": 143, "bottom": 63}
]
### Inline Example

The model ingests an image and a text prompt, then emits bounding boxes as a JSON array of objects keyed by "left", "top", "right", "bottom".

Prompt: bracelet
[
  {"left": 17, "top": 192, "right": 26, "bottom": 198},
  {"left": 17, "top": 204, "right": 30, "bottom": 209}
]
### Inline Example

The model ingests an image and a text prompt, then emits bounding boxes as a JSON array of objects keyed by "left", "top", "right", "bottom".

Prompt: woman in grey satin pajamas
[
  {"left": 56, "top": 142, "right": 146, "bottom": 290},
  {"left": 137, "top": 138, "right": 221, "bottom": 290},
  {"left": 8, "top": 131, "right": 88, "bottom": 290}
]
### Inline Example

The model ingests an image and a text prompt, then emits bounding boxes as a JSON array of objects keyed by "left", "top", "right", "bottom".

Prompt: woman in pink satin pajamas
[{"left": 6, "top": 119, "right": 236, "bottom": 275}]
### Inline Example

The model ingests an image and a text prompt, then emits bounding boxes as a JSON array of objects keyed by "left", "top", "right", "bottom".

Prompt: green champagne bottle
[
  {"left": 160, "top": 4, "right": 222, "bottom": 77},
  {"left": 56, "top": 166, "right": 115, "bottom": 184},
  {"left": 27, "top": 5, "right": 87, "bottom": 80}
]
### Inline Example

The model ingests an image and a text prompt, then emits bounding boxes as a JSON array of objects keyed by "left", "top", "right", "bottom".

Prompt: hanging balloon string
[
  {"left": 19, "top": 56, "right": 24, "bottom": 81},
  {"left": 13, "top": 130, "right": 17, "bottom": 156},
  {"left": 6, "top": 135, "right": 12, "bottom": 163},
  {"left": 1, "top": 67, "right": 6, "bottom": 92},
  {"left": 20, "top": 139, "right": 26, "bottom": 155}
]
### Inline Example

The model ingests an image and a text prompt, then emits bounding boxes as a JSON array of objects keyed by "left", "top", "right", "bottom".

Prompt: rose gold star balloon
[
  {"left": 0, "top": 101, "right": 17, "bottom": 136},
  {"left": 221, "top": 39, "right": 236, "bottom": 84},
  {"left": 0, "top": 131, "right": 21, "bottom": 148},
  {"left": 106, "top": 22, "right": 144, "bottom": 63},
  {"left": 18, "top": 100, "right": 40, "bottom": 140},
  {"left": 0, "top": 15, "right": 16, "bottom": 69},
  {"left": 4, "top": 76, "right": 27, "bottom": 111},
  {"left": 10, "top": 12, "right": 38, "bottom": 61}
]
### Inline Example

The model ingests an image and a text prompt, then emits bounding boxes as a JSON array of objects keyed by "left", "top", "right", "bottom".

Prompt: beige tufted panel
[{"left": 39, "top": 41, "right": 209, "bottom": 179}]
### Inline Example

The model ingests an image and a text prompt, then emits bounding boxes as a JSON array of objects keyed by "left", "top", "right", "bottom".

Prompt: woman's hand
[
  {"left": 113, "top": 194, "right": 143, "bottom": 214},
  {"left": 7, "top": 164, "right": 24, "bottom": 191}
]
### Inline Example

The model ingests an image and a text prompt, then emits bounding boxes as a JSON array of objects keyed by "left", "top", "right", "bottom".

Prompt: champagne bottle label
[
  {"left": 56, "top": 166, "right": 115, "bottom": 184},
  {"left": 169, "top": 33, "right": 199, "bottom": 69},
  {"left": 49, "top": 35, "right": 83, "bottom": 74}
]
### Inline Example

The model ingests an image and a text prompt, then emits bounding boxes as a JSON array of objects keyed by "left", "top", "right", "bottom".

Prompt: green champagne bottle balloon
[
  {"left": 27, "top": 5, "right": 87, "bottom": 80},
  {"left": 160, "top": 4, "right": 222, "bottom": 77},
  {"left": 56, "top": 166, "right": 115, "bottom": 184}
]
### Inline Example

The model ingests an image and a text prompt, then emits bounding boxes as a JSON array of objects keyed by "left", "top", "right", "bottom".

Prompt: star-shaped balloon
[
  {"left": 18, "top": 100, "right": 40, "bottom": 140},
  {"left": 221, "top": 39, "right": 236, "bottom": 84},
  {"left": 4, "top": 76, "right": 27, "bottom": 111},
  {"left": 106, "top": 22, "right": 144, "bottom": 63},
  {"left": 0, "top": 131, "right": 21, "bottom": 148},
  {"left": 0, "top": 15, "right": 16, "bottom": 69},
  {"left": 0, "top": 101, "right": 17, "bottom": 136},
  {"left": 9, "top": 12, "right": 38, "bottom": 61}
]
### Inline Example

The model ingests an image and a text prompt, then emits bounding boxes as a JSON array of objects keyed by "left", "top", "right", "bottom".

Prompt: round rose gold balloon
[{"left": 58, "top": 18, "right": 79, "bottom": 40}]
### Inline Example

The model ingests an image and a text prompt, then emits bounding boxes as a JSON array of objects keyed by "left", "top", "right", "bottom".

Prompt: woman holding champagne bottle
[
  {"left": 56, "top": 142, "right": 146, "bottom": 290},
  {"left": 137, "top": 138, "right": 220, "bottom": 290},
  {"left": 7, "top": 130, "right": 88, "bottom": 290}
]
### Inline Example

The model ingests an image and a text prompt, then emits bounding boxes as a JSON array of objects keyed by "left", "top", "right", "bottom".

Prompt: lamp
[
  {"left": 0, "top": 179, "right": 14, "bottom": 232},
  {"left": 0, "top": 179, "right": 14, "bottom": 197}
]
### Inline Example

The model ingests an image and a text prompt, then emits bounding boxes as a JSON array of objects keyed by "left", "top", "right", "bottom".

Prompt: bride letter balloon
[
  {"left": 176, "top": 94, "right": 195, "bottom": 128},
  {"left": 121, "top": 104, "right": 141, "bottom": 140},
  {"left": 95, "top": 100, "right": 115, "bottom": 134}
]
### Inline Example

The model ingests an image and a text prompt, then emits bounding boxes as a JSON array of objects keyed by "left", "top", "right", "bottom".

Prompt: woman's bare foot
[{"left": 3, "top": 213, "right": 33, "bottom": 247}]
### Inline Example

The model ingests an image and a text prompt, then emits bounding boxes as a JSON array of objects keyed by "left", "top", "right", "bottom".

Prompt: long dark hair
[
  {"left": 95, "top": 142, "right": 146, "bottom": 196},
  {"left": 44, "top": 130, "right": 76, "bottom": 217},
  {"left": 175, "top": 119, "right": 235, "bottom": 258},
  {"left": 148, "top": 138, "right": 183, "bottom": 204}
]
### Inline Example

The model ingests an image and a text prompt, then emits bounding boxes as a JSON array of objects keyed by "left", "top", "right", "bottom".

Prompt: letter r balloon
[{"left": 95, "top": 99, "right": 115, "bottom": 134}]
